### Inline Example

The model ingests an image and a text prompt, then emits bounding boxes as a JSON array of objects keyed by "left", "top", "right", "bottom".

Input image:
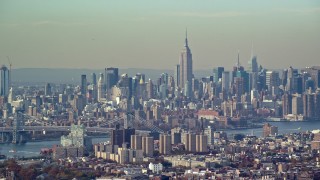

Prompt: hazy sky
[{"left": 0, "top": 0, "right": 319, "bottom": 70}]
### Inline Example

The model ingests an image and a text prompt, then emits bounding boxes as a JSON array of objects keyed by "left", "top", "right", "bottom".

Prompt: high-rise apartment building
[
  {"left": 204, "top": 126, "right": 215, "bottom": 146},
  {"left": 179, "top": 31, "right": 193, "bottom": 89},
  {"left": 131, "top": 135, "right": 142, "bottom": 150},
  {"left": 171, "top": 128, "right": 182, "bottom": 145},
  {"left": 196, "top": 134, "right": 208, "bottom": 153},
  {"left": 159, "top": 134, "right": 171, "bottom": 155},
  {"left": 142, "top": 136, "right": 154, "bottom": 157},
  {"left": 185, "top": 133, "right": 196, "bottom": 152}
]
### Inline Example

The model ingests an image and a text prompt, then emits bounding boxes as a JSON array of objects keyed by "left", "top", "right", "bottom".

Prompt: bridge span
[{"left": 0, "top": 126, "right": 114, "bottom": 134}]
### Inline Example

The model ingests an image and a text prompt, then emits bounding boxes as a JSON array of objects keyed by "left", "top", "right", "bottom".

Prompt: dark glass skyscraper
[
  {"left": 105, "top": 67, "right": 119, "bottom": 91},
  {"left": 213, "top": 67, "right": 224, "bottom": 83},
  {"left": 111, "top": 127, "right": 135, "bottom": 148},
  {"left": 92, "top": 73, "right": 97, "bottom": 86},
  {"left": 0, "top": 65, "right": 10, "bottom": 96},
  {"left": 81, "top": 74, "right": 87, "bottom": 95}
]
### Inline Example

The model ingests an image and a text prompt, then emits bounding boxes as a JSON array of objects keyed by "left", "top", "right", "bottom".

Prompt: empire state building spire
[
  {"left": 178, "top": 29, "right": 193, "bottom": 89},
  {"left": 184, "top": 28, "right": 188, "bottom": 47}
]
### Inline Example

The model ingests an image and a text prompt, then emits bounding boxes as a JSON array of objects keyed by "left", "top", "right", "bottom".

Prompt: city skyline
[
  {"left": 2, "top": 1, "right": 320, "bottom": 178},
  {"left": 0, "top": 0, "right": 319, "bottom": 70}
]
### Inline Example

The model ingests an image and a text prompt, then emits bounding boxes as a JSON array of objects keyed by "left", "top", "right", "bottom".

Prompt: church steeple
[{"left": 184, "top": 28, "right": 188, "bottom": 47}]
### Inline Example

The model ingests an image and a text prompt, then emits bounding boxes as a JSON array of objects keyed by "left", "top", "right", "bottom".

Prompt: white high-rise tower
[{"left": 97, "top": 73, "right": 105, "bottom": 102}]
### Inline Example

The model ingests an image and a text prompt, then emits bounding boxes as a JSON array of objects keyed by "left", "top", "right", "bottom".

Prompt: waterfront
[
  {"left": 1, "top": 121, "right": 320, "bottom": 158},
  {"left": 225, "top": 121, "right": 320, "bottom": 137},
  {"left": 0, "top": 137, "right": 109, "bottom": 159}
]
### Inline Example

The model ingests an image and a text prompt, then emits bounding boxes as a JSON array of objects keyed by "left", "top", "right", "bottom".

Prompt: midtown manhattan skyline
[{"left": 0, "top": 0, "right": 319, "bottom": 70}]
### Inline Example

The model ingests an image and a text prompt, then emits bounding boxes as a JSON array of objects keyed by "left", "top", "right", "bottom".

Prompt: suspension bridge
[{"left": 0, "top": 112, "right": 164, "bottom": 144}]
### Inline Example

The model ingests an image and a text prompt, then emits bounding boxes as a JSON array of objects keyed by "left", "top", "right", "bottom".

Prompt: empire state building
[{"left": 178, "top": 30, "right": 193, "bottom": 89}]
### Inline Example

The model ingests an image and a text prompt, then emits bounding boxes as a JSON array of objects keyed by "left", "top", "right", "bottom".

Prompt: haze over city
[
  {"left": 2, "top": 1, "right": 320, "bottom": 179},
  {"left": 1, "top": 0, "right": 320, "bottom": 70}
]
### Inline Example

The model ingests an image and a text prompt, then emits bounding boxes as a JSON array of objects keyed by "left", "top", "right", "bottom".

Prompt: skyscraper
[
  {"left": 97, "top": 73, "right": 105, "bottom": 102},
  {"left": 92, "top": 73, "right": 97, "bottom": 86},
  {"left": 222, "top": 71, "right": 230, "bottom": 93},
  {"left": 248, "top": 56, "right": 258, "bottom": 73},
  {"left": 266, "top": 70, "right": 280, "bottom": 94},
  {"left": 282, "top": 93, "right": 292, "bottom": 117},
  {"left": 304, "top": 66, "right": 320, "bottom": 89},
  {"left": 286, "top": 66, "right": 298, "bottom": 92},
  {"left": 0, "top": 65, "right": 10, "bottom": 97},
  {"left": 92, "top": 73, "right": 97, "bottom": 102},
  {"left": 105, "top": 67, "right": 119, "bottom": 91},
  {"left": 303, "top": 92, "right": 315, "bottom": 120},
  {"left": 81, "top": 75, "right": 87, "bottom": 96},
  {"left": 179, "top": 30, "right": 193, "bottom": 89},
  {"left": 234, "top": 77, "right": 244, "bottom": 102},
  {"left": 175, "top": 64, "right": 180, "bottom": 89},
  {"left": 45, "top": 83, "right": 52, "bottom": 96},
  {"left": 213, "top": 67, "right": 224, "bottom": 83},
  {"left": 147, "top": 79, "right": 154, "bottom": 99},
  {"left": 236, "top": 70, "right": 249, "bottom": 93}
]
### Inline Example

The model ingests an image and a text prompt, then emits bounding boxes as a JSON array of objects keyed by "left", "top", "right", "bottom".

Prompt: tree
[
  {"left": 18, "top": 167, "right": 38, "bottom": 180},
  {"left": 6, "top": 159, "right": 21, "bottom": 174}
]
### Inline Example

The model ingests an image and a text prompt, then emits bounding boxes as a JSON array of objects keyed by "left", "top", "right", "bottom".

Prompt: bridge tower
[
  {"left": 124, "top": 98, "right": 133, "bottom": 129},
  {"left": 12, "top": 111, "right": 24, "bottom": 144}
]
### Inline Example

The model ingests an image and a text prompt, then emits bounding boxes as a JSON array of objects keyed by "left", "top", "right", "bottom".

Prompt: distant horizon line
[{"left": 7, "top": 66, "right": 314, "bottom": 71}]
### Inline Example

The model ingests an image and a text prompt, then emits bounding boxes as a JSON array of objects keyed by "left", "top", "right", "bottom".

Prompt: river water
[
  {"left": 0, "top": 137, "right": 108, "bottom": 159},
  {"left": 225, "top": 121, "right": 320, "bottom": 137},
  {"left": 1, "top": 121, "right": 320, "bottom": 158}
]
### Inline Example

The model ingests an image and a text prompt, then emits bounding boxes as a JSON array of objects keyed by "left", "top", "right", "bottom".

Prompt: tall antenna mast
[
  {"left": 7, "top": 56, "right": 12, "bottom": 88},
  {"left": 251, "top": 42, "right": 254, "bottom": 59},
  {"left": 237, "top": 50, "right": 240, "bottom": 69}
]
